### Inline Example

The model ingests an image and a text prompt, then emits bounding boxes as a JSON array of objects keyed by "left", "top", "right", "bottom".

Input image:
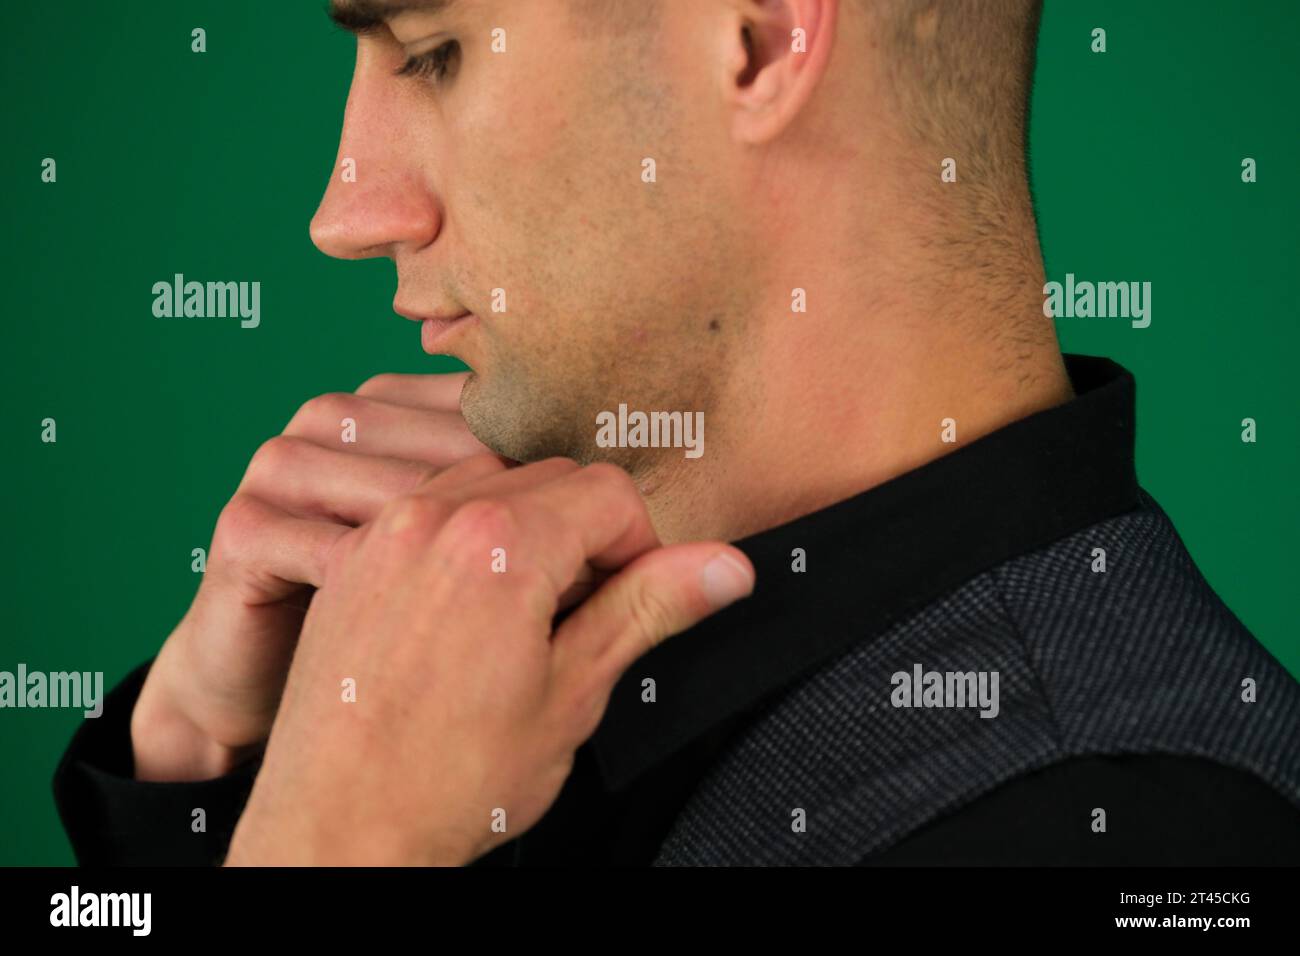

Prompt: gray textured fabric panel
[{"left": 653, "top": 490, "right": 1300, "bottom": 865}]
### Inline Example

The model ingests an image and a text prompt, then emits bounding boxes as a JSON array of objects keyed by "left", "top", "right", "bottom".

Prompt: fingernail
[{"left": 699, "top": 551, "right": 755, "bottom": 611}]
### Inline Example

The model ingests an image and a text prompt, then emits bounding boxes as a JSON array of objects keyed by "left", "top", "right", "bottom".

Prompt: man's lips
[{"left": 420, "top": 312, "right": 475, "bottom": 354}]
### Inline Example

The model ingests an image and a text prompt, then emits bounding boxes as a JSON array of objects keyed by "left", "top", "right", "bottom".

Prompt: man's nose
[{"left": 309, "top": 57, "right": 442, "bottom": 260}]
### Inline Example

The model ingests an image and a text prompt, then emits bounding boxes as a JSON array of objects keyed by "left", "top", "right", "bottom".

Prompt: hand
[
  {"left": 223, "top": 457, "right": 755, "bottom": 866},
  {"left": 132, "top": 373, "right": 494, "bottom": 782}
]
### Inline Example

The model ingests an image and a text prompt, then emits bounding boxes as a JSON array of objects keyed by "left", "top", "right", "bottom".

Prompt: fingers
[
  {"left": 548, "top": 544, "right": 755, "bottom": 734},
  {"left": 283, "top": 393, "right": 490, "bottom": 466},
  {"left": 407, "top": 460, "right": 659, "bottom": 610},
  {"left": 408, "top": 457, "right": 607, "bottom": 611},
  {"left": 414, "top": 455, "right": 579, "bottom": 502},
  {"left": 353, "top": 371, "right": 470, "bottom": 411},
  {"left": 502, "top": 463, "right": 664, "bottom": 586},
  {"left": 210, "top": 494, "right": 354, "bottom": 600},
  {"left": 414, "top": 462, "right": 662, "bottom": 608},
  {"left": 238, "top": 436, "right": 441, "bottom": 525},
  {"left": 235, "top": 376, "right": 503, "bottom": 540}
]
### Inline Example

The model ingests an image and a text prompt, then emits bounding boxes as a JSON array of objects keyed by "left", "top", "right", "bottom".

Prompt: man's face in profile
[{"left": 312, "top": 0, "right": 761, "bottom": 472}]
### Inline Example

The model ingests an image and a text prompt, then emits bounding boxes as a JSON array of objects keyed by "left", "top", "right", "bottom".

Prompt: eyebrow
[{"left": 327, "top": 0, "right": 457, "bottom": 35}]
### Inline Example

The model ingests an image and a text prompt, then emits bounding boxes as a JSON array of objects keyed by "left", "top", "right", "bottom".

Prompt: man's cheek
[{"left": 473, "top": 65, "right": 573, "bottom": 166}]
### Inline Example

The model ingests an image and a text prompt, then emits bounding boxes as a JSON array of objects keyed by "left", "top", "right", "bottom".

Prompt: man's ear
[{"left": 724, "top": 0, "right": 838, "bottom": 144}]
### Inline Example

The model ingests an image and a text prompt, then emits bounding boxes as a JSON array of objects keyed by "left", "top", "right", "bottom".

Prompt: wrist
[{"left": 224, "top": 794, "right": 475, "bottom": 866}]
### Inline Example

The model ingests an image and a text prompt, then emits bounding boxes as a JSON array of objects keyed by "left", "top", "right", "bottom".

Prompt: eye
[{"left": 394, "top": 40, "right": 461, "bottom": 86}]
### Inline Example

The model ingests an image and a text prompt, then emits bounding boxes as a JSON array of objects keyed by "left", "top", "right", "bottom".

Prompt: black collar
[{"left": 589, "top": 353, "right": 1140, "bottom": 790}]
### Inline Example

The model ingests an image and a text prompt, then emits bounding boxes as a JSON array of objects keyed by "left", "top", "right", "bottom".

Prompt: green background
[{"left": 1, "top": 1, "right": 1296, "bottom": 865}]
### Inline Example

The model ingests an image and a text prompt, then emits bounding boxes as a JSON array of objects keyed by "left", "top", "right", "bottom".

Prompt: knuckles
[
  {"left": 285, "top": 392, "right": 355, "bottom": 435},
  {"left": 354, "top": 373, "right": 400, "bottom": 398},
  {"left": 368, "top": 495, "right": 520, "bottom": 547},
  {"left": 438, "top": 498, "right": 521, "bottom": 553},
  {"left": 365, "top": 495, "right": 549, "bottom": 605},
  {"left": 375, "top": 494, "right": 455, "bottom": 541},
  {"left": 211, "top": 493, "right": 265, "bottom": 560},
  {"left": 318, "top": 462, "right": 650, "bottom": 608},
  {"left": 246, "top": 434, "right": 305, "bottom": 482}
]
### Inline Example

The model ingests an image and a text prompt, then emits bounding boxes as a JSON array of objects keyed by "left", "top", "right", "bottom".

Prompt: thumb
[{"left": 550, "top": 543, "right": 755, "bottom": 694}]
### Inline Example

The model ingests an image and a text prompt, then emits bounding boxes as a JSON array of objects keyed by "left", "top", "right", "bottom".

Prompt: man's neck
[{"left": 636, "top": 280, "right": 1075, "bottom": 546}]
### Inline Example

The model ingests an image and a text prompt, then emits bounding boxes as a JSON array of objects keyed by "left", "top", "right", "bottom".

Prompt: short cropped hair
[{"left": 870, "top": 0, "right": 1044, "bottom": 189}]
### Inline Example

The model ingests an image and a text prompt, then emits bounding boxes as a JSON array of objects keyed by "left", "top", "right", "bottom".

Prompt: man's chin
[
  {"left": 459, "top": 373, "right": 595, "bottom": 466},
  {"left": 458, "top": 371, "right": 519, "bottom": 459}
]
